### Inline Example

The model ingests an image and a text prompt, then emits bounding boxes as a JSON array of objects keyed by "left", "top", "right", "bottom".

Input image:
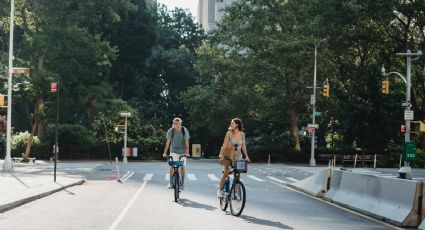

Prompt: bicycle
[
  {"left": 167, "top": 155, "right": 186, "bottom": 202},
  {"left": 219, "top": 156, "right": 248, "bottom": 216}
]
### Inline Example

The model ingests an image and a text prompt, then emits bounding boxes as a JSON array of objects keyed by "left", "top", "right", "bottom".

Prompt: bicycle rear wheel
[
  {"left": 229, "top": 181, "right": 246, "bottom": 216},
  {"left": 173, "top": 173, "right": 179, "bottom": 202},
  {"left": 220, "top": 196, "right": 228, "bottom": 211}
]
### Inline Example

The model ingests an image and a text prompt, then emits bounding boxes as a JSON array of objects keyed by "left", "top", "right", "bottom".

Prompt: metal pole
[
  {"left": 123, "top": 116, "right": 128, "bottom": 164},
  {"left": 54, "top": 83, "right": 59, "bottom": 182},
  {"left": 405, "top": 50, "right": 411, "bottom": 170},
  {"left": 3, "top": 0, "right": 15, "bottom": 172},
  {"left": 309, "top": 44, "right": 318, "bottom": 167}
]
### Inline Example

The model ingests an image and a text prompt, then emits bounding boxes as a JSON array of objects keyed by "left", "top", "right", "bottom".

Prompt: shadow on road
[
  {"left": 239, "top": 215, "right": 293, "bottom": 229},
  {"left": 178, "top": 198, "right": 217, "bottom": 211}
]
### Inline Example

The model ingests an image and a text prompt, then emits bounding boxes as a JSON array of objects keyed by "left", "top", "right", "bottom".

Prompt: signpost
[{"left": 51, "top": 82, "right": 59, "bottom": 182}]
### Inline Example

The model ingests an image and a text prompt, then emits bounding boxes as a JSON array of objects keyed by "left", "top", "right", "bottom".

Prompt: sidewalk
[{"left": 0, "top": 164, "right": 85, "bottom": 212}]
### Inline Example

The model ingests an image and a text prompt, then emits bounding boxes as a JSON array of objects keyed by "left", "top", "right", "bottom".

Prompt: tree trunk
[
  {"left": 87, "top": 97, "right": 94, "bottom": 128},
  {"left": 285, "top": 75, "right": 301, "bottom": 152},
  {"left": 23, "top": 96, "right": 42, "bottom": 161}
]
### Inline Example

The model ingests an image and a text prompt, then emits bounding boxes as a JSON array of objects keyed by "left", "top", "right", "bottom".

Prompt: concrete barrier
[
  {"left": 324, "top": 169, "right": 421, "bottom": 227},
  {"left": 289, "top": 168, "right": 331, "bottom": 197}
]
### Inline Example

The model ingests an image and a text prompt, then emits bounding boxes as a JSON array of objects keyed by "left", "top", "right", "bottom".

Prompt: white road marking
[
  {"left": 247, "top": 175, "right": 264, "bottom": 182},
  {"left": 208, "top": 174, "right": 220, "bottom": 181},
  {"left": 143, "top": 174, "right": 153, "bottom": 181},
  {"left": 267, "top": 176, "right": 287, "bottom": 184},
  {"left": 108, "top": 181, "right": 147, "bottom": 230},
  {"left": 120, "top": 171, "right": 131, "bottom": 181},
  {"left": 121, "top": 171, "right": 134, "bottom": 182},
  {"left": 286, "top": 177, "right": 299, "bottom": 182},
  {"left": 165, "top": 173, "right": 170, "bottom": 181},
  {"left": 187, "top": 174, "right": 197, "bottom": 180}
]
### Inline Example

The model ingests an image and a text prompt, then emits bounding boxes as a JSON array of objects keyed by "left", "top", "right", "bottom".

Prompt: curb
[{"left": 0, "top": 179, "right": 85, "bottom": 213}]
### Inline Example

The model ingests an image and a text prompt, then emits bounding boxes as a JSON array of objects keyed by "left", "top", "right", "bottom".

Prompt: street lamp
[
  {"left": 2, "top": 0, "right": 15, "bottom": 172},
  {"left": 309, "top": 38, "right": 327, "bottom": 167},
  {"left": 382, "top": 50, "right": 422, "bottom": 179},
  {"left": 120, "top": 111, "right": 132, "bottom": 164}
]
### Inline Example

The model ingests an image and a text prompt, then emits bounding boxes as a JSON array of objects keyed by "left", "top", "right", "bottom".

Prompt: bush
[{"left": 11, "top": 131, "right": 40, "bottom": 157}]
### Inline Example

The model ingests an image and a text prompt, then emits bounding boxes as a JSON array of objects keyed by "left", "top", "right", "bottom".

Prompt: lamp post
[
  {"left": 310, "top": 38, "right": 326, "bottom": 167},
  {"left": 382, "top": 50, "right": 422, "bottom": 179},
  {"left": 120, "top": 112, "right": 132, "bottom": 164},
  {"left": 2, "top": 0, "right": 15, "bottom": 172}
]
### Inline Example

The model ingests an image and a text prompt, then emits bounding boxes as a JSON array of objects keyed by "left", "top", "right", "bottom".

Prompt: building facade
[{"left": 197, "top": 0, "right": 235, "bottom": 32}]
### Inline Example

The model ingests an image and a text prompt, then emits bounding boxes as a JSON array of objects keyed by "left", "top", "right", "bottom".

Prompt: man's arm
[
  {"left": 162, "top": 140, "right": 171, "bottom": 158},
  {"left": 185, "top": 140, "right": 190, "bottom": 156}
]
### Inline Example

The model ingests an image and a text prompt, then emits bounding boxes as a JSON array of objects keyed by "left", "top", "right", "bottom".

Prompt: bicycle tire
[
  {"left": 220, "top": 196, "right": 228, "bottom": 211},
  {"left": 229, "top": 181, "right": 246, "bottom": 216},
  {"left": 173, "top": 173, "right": 179, "bottom": 202}
]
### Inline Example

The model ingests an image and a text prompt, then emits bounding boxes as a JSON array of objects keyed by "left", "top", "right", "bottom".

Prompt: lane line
[
  {"left": 121, "top": 171, "right": 135, "bottom": 182},
  {"left": 187, "top": 174, "right": 197, "bottom": 180},
  {"left": 247, "top": 175, "right": 264, "bottom": 182},
  {"left": 120, "top": 171, "right": 131, "bottom": 181},
  {"left": 286, "top": 177, "right": 299, "bottom": 182},
  {"left": 165, "top": 173, "right": 170, "bottom": 181},
  {"left": 208, "top": 174, "right": 220, "bottom": 181},
  {"left": 267, "top": 176, "right": 287, "bottom": 184},
  {"left": 108, "top": 181, "right": 147, "bottom": 230},
  {"left": 143, "top": 174, "right": 153, "bottom": 181}
]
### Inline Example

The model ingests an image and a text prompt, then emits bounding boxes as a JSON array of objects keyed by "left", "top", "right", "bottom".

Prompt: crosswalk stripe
[
  {"left": 247, "top": 175, "right": 264, "bottom": 182},
  {"left": 143, "top": 174, "right": 153, "bottom": 181},
  {"left": 208, "top": 174, "right": 220, "bottom": 181},
  {"left": 267, "top": 176, "right": 287, "bottom": 184},
  {"left": 286, "top": 177, "right": 299, "bottom": 182},
  {"left": 165, "top": 173, "right": 170, "bottom": 181},
  {"left": 187, "top": 174, "right": 197, "bottom": 180}
]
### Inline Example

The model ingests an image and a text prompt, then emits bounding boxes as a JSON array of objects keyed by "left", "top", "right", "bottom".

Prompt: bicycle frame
[{"left": 167, "top": 155, "right": 186, "bottom": 202}]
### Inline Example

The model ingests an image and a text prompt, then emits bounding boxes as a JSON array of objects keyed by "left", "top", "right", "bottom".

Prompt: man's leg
[
  {"left": 180, "top": 165, "right": 185, "bottom": 189},
  {"left": 169, "top": 167, "right": 174, "bottom": 188}
]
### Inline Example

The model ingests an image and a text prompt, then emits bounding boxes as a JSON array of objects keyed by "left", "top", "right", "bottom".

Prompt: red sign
[
  {"left": 308, "top": 127, "right": 316, "bottom": 133},
  {"left": 51, "top": 83, "right": 58, "bottom": 93},
  {"left": 401, "top": 125, "right": 406, "bottom": 133},
  {"left": 13, "top": 68, "right": 30, "bottom": 75}
]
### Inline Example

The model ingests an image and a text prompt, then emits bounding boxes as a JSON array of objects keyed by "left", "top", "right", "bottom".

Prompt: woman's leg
[{"left": 219, "top": 166, "right": 229, "bottom": 190}]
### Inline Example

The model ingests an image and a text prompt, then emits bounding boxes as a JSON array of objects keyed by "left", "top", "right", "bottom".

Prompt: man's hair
[{"left": 173, "top": 117, "right": 182, "bottom": 123}]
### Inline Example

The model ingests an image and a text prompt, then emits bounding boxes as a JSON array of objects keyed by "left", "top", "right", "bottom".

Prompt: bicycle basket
[
  {"left": 235, "top": 161, "right": 248, "bottom": 173},
  {"left": 168, "top": 161, "right": 184, "bottom": 167}
]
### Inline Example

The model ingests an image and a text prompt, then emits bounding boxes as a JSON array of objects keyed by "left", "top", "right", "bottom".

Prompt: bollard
[
  {"left": 268, "top": 154, "right": 270, "bottom": 167},
  {"left": 333, "top": 155, "right": 336, "bottom": 167},
  {"left": 399, "top": 154, "right": 402, "bottom": 169},
  {"left": 373, "top": 154, "right": 377, "bottom": 169},
  {"left": 354, "top": 154, "right": 358, "bottom": 168},
  {"left": 116, "top": 157, "right": 122, "bottom": 183}
]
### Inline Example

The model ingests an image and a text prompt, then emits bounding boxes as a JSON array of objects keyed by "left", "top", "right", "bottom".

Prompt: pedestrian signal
[
  {"left": 381, "top": 79, "right": 389, "bottom": 94},
  {"left": 410, "top": 121, "right": 425, "bottom": 133}
]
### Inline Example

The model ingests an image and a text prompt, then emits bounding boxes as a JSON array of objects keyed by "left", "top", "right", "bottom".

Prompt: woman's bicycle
[
  {"left": 219, "top": 156, "right": 248, "bottom": 216},
  {"left": 167, "top": 155, "right": 186, "bottom": 202}
]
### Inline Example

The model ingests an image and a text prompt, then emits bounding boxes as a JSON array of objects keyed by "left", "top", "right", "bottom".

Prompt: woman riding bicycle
[{"left": 217, "top": 118, "right": 250, "bottom": 198}]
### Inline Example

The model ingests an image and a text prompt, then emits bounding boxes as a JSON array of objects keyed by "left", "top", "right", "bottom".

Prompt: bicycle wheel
[
  {"left": 229, "top": 181, "right": 246, "bottom": 216},
  {"left": 219, "top": 196, "right": 228, "bottom": 211},
  {"left": 173, "top": 173, "right": 179, "bottom": 202}
]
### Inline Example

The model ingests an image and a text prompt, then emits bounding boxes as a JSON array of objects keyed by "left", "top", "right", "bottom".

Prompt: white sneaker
[{"left": 217, "top": 190, "right": 224, "bottom": 198}]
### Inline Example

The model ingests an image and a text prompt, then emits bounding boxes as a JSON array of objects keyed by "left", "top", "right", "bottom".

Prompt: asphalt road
[{"left": 0, "top": 160, "right": 408, "bottom": 230}]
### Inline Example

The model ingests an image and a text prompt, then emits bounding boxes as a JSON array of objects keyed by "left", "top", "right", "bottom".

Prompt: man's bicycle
[
  {"left": 219, "top": 156, "right": 248, "bottom": 216},
  {"left": 167, "top": 155, "right": 186, "bottom": 202}
]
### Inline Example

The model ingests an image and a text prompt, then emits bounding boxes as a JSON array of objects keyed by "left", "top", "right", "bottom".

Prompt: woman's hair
[{"left": 232, "top": 118, "right": 244, "bottom": 131}]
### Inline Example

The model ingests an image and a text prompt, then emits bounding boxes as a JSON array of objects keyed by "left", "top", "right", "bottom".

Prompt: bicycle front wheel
[
  {"left": 173, "top": 173, "right": 179, "bottom": 202},
  {"left": 220, "top": 196, "right": 228, "bottom": 211},
  {"left": 229, "top": 181, "right": 246, "bottom": 216}
]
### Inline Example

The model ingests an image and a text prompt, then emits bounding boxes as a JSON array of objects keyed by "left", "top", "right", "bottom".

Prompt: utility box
[{"left": 192, "top": 144, "right": 201, "bottom": 158}]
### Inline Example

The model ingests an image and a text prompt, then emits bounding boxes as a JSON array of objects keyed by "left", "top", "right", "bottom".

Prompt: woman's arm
[{"left": 241, "top": 132, "right": 250, "bottom": 161}]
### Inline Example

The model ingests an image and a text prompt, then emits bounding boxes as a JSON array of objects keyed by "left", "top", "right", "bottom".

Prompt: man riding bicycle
[{"left": 162, "top": 118, "right": 190, "bottom": 189}]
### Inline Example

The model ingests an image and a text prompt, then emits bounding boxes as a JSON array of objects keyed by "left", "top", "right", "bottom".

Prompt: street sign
[
  {"left": 50, "top": 83, "right": 58, "bottom": 93},
  {"left": 401, "top": 101, "right": 411, "bottom": 108},
  {"left": 12, "top": 67, "right": 30, "bottom": 75},
  {"left": 310, "top": 95, "right": 315, "bottom": 105},
  {"left": 401, "top": 125, "right": 405, "bottom": 133},
  {"left": 403, "top": 142, "right": 416, "bottom": 162},
  {"left": 308, "top": 127, "right": 315, "bottom": 133},
  {"left": 120, "top": 112, "right": 132, "bottom": 117},
  {"left": 404, "top": 110, "right": 414, "bottom": 120},
  {"left": 315, "top": 112, "right": 323, "bottom": 116}
]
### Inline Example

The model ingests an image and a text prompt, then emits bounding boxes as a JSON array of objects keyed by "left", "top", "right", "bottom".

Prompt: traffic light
[
  {"left": 322, "top": 84, "right": 330, "bottom": 97},
  {"left": 410, "top": 121, "right": 425, "bottom": 133},
  {"left": 0, "top": 94, "right": 5, "bottom": 107},
  {"left": 381, "top": 79, "right": 389, "bottom": 94}
]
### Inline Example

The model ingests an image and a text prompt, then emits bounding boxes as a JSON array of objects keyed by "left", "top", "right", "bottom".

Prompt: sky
[{"left": 157, "top": 0, "right": 199, "bottom": 20}]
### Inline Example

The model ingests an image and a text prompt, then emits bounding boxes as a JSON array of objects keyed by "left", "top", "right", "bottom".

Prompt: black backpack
[{"left": 171, "top": 126, "right": 186, "bottom": 140}]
